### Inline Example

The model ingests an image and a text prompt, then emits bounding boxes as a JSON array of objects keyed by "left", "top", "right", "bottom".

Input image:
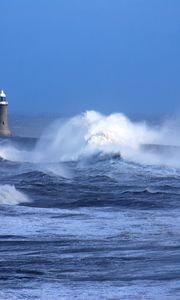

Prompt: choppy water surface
[{"left": 1, "top": 112, "right": 180, "bottom": 299}]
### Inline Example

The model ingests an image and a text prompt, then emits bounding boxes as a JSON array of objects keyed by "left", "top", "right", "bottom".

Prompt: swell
[{"left": 1, "top": 156, "right": 180, "bottom": 209}]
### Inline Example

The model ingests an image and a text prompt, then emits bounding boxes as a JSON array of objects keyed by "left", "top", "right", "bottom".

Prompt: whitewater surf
[{"left": 1, "top": 112, "right": 180, "bottom": 299}]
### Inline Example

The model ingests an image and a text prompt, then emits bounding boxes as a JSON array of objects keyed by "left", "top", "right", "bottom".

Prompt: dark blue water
[{"left": 0, "top": 114, "right": 180, "bottom": 299}]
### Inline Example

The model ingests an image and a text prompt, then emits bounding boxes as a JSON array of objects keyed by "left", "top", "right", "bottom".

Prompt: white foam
[
  {"left": 0, "top": 185, "right": 29, "bottom": 205},
  {"left": 0, "top": 145, "right": 27, "bottom": 162},
  {"left": 33, "top": 111, "right": 158, "bottom": 163},
  {"left": 1, "top": 110, "right": 180, "bottom": 168}
]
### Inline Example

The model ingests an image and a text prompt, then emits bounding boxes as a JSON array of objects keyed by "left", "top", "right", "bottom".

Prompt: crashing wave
[
  {"left": 0, "top": 185, "right": 29, "bottom": 205},
  {"left": 86, "top": 133, "right": 117, "bottom": 146},
  {"left": 1, "top": 110, "right": 180, "bottom": 168}
]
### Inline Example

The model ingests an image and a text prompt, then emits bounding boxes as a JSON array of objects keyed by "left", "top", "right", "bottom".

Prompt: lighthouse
[{"left": 0, "top": 90, "right": 12, "bottom": 136}]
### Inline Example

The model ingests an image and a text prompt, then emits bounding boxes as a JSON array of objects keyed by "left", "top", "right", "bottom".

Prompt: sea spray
[
  {"left": 33, "top": 111, "right": 158, "bottom": 162},
  {"left": 33, "top": 114, "right": 88, "bottom": 162},
  {"left": 1, "top": 110, "right": 180, "bottom": 168},
  {"left": 0, "top": 185, "right": 29, "bottom": 205}
]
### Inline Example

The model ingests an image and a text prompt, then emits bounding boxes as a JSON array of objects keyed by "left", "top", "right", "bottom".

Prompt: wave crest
[
  {"left": 1, "top": 110, "right": 180, "bottom": 168},
  {"left": 0, "top": 185, "right": 29, "bottom": 205},
  {"left": 34, "top": 110, "right": 158, "bottom": 162}
]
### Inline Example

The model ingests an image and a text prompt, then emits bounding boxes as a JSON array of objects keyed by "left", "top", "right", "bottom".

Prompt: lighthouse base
[
  {"left": 0, "top": 131, "right": 12, "bottom": 137},
  {"left": 0, "top": 103, "right": 12, "bottom": 137}
]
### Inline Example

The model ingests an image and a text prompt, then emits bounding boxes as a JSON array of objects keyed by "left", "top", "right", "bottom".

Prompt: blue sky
[{"left": 0, "top": 0, "right": 180, "bottom": 116}]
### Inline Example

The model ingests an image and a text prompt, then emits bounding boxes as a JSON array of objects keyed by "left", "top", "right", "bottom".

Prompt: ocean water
[{"left": 1, "top": 111, "right": 180, "bottom": 300}]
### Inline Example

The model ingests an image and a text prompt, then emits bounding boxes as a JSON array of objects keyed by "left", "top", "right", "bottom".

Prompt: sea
[{"left": 0, "top": 111, "right": 180, "bottom": 300}]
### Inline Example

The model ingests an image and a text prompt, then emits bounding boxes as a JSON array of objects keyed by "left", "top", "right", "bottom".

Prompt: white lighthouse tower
[{"left": 0, "top": 90, "right": 12, "bottom": 136}]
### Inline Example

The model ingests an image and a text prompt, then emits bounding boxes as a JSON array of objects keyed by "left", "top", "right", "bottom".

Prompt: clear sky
[{"left": 0, "top": 0, "right": 180, "bottom": 116}]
